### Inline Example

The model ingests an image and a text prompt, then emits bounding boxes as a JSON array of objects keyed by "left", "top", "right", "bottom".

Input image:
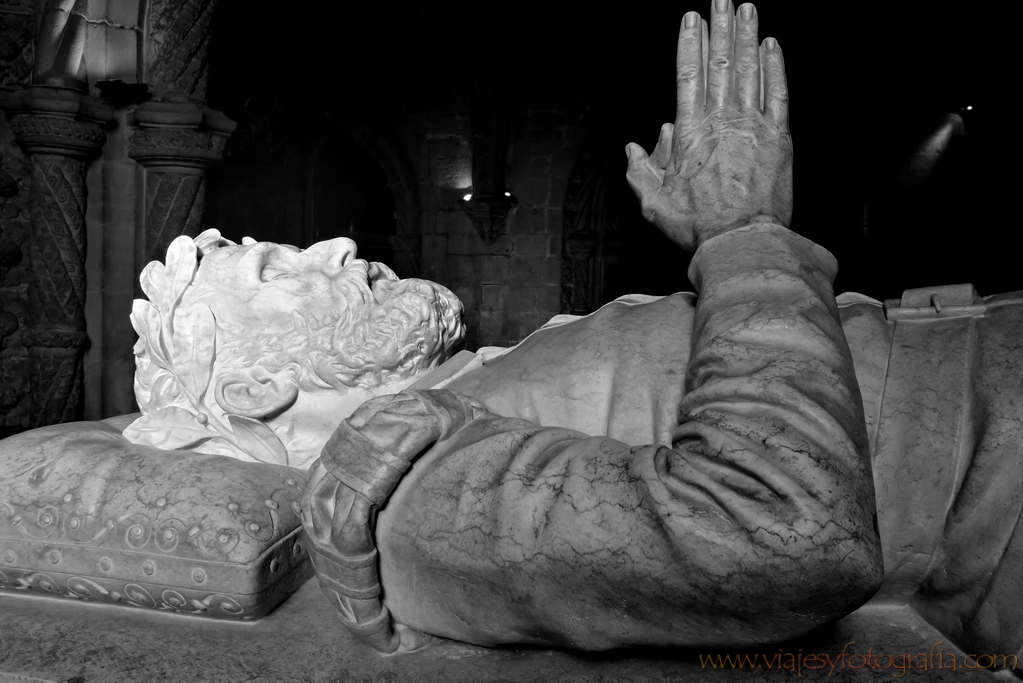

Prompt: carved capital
[
  {"left": 8, "top": 114, "right": 104, "bottom": 158},
  {"left": 128, "top": 101, "right": 235, "bottom": 173},
  {"left": 129, "top": 128, "right": 227, "bottom": 171},
  {"left": 0, "top": 86, "right": 112, "bottom": 158}
]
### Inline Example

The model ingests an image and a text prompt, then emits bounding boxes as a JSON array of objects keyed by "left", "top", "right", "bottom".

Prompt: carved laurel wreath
[{"left": 125, "top": 233, "right": 290, "bottom": 466}]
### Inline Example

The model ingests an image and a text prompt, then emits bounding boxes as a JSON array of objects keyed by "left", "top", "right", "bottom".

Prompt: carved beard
[{"left": 330, "top": 277, "right": 460, "bottom": 388}]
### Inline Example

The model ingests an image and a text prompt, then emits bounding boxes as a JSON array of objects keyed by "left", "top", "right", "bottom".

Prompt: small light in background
[
  {"left": 966, "top": 105, "right": 973, "bottom": 111},
  {"left": 463, "top": 194, "right": 472, "bottom": 201},
  {"left": 504, "top": 192, "right": 511, "bottom": 197},
  {"left": 896, "top": 113, "right": 965, "bottom": 188}
]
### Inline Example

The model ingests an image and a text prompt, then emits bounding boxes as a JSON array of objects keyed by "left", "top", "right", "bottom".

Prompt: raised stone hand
[{"left": 626, "top": 0, "right": 793, "bottom": 252}]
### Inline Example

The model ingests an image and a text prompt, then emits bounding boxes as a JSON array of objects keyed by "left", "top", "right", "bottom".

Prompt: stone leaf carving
[
  {"left": 127, "top": 233, "right": 288, "bottom": 464},
  {"left": 228, "top": 415, "right": 289, "bottom": 466},
  {"left": 123, "top": 407, "right": 214, "bottom": 450}
]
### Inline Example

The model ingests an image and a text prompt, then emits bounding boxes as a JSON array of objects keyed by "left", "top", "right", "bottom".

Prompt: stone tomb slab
[{"left": 0, "top": 581, "right": 999, "bottom": 682}]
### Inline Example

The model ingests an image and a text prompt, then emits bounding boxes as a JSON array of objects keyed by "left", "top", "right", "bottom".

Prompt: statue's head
[{"left": 124, "top": 229, "right": 464, "bottom": 469}]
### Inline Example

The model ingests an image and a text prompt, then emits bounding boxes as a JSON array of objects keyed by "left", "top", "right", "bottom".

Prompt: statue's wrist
[
  {"left": 692, "top": 214, "right": 790, "bottom": 250},
  {"left": 688, "top": 222, "right": 838, "bottom": 293}
]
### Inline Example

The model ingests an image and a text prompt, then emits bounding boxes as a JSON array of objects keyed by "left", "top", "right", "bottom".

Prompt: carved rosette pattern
[
  {"left": 128, "top": 128, "right": 226, "bottom": 160},
  {"left": 145, "top": 0, "right": 218, "bottom": 100},
  {"left": 0, "top": 480, "right": 310, "bottom": 620},
  {"left": 9, "top": 115, "right": 104, "bottom": 148},
  {"left": 13, "top": 113, "right": 101, "bottom": 426}
]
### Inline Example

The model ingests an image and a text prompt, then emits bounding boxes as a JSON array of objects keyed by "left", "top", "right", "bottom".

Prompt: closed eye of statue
[{"left": 260, "top": 266, "right": 296, "bottom": 282}]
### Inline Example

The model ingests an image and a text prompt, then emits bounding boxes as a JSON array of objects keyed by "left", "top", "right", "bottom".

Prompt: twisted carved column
[
  {"left": 1, "top": 87, "right": 111, "bottom": 426},
  {"left": 128, "top": 102, "right": 234, "bottom": 267}
]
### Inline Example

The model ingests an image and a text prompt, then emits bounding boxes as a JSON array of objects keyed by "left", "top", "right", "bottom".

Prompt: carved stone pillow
[{"left": 0, "top": 421, "right": 311, "bottom": 620}]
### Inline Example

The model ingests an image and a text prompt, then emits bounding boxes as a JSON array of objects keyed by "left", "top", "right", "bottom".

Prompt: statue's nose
[{"left": 306, "top": 237, "right": 358, "bottom": 272}]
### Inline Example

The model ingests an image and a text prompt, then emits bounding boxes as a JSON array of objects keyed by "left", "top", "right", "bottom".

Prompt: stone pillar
[
  {"left": 0, "top": 87, "right": 111, "bottom": 426},
  {"left": 127, "top": 101, "right": 234, "bottom": 272}
]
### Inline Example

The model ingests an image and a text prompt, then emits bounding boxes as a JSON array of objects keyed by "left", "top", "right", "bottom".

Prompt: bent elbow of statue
[
  {"left": 665, "top": 510, "right": 883, "bottom": 647},
  {"left": 743, "top": 516, "right": 883, "bottom": 645},
  {"left": 721, "top": 499, "right": 883, "bottom": 645},
  {"left": 640, "top": 438, "right": 884, "bottom": 647}
]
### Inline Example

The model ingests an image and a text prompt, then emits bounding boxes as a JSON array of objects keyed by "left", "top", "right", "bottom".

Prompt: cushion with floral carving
[{"left": 0, "top": 419, "right": 311, "bottom": 620}]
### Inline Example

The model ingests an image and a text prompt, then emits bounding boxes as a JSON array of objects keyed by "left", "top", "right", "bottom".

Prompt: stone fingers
[
  {"left": 706, "top": 0, "right": 735, "bottom": 112},
  {"left": 762, "top": 37, "right": 789, "bottom": 129},
  {"left": 625, "top": 141, "right": 667, "bottom": 200},
  {"left": 649, "top": 122, "right": 674, "bottom": 169},
  {"left": 735, "top": 3, "right": 761, "bottom": 112},
  {"left": 675, "top": 10, "right": 706, "bottom": 135}
]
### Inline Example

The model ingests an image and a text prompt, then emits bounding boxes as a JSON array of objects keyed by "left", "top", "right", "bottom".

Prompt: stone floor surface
[{"left": 0, "top": 578, "right": 1009, "bottom": 682}]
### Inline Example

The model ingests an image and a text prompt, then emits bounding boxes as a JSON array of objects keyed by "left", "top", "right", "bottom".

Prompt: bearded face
[
  {"left": 179, "top": 235, "right": 464, "bottom": 393},
  {"left": 126, "top": 231, "right": 463, "bottom": 468}
]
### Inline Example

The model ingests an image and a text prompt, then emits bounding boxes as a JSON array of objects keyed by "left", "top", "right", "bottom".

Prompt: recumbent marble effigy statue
[{"left": 2, "top": 0, "right": 1022, "bottom": 669}]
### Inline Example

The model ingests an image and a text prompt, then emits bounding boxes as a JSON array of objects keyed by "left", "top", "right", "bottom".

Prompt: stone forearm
[
  {"left": 631, "top": 222, "right": 883, "bottom": 640},
  {"left": 372, "top": 223, "right": 882, "bottom": 649}
]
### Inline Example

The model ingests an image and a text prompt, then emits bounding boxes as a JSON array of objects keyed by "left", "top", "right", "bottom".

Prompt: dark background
[{"left": 206, "top": 1, "right": 1011, "bottom": 303}]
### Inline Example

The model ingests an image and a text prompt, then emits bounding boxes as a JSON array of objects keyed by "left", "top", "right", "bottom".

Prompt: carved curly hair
[
  {"left": 132, "top": 230, "right": 465, "bottom": 420},
  {"left": 206, "top": 260, "right": 465, "bottom": 392}
]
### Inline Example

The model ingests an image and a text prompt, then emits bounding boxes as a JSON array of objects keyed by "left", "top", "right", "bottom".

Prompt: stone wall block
[
  {"left": 481, "top": 284, "right": 507, "bottom": 313},
  {"left": 514, "top": 155, "right": 551, "bottom": 180},
  {"left": 442, "top": 253, "right": 481, "bottom": 284},
  {"left": 507, "top": 312, "right": 540, "bottom": 342},
  {"left": 436, "top": 209, "right": 473, "bottom": 235},
  {"left": 513, "top": 234, "right": 551, "bottom": 259},
  {"left": 478, "top": 309, "right": 505, "bottom": 345},
  {"left": 506, "top": 255, "right": 561, "bottom": 288},
  {"left": 447, "top": 233, "right": 513, "bottom": 256},
  {"left": 455, "top": 277, "right": 480, "bottom": 306},
  {"left": 535, "top": 285, "right": 562, "bottom": 314},
  {"left": 511, "top": 206, "right": 550, "bottom": 235},
  {"left": 420, "top": 235, "right": 448, "bottom": 280},
  {"left": 481, "top": 255, "right": 509, "bottom": 284},
  {"left": 513, "top": 177, "right": 549, "bottom": 206},
  {"left": 506, "top": 287, "right": 540, "bottom": 314}
]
